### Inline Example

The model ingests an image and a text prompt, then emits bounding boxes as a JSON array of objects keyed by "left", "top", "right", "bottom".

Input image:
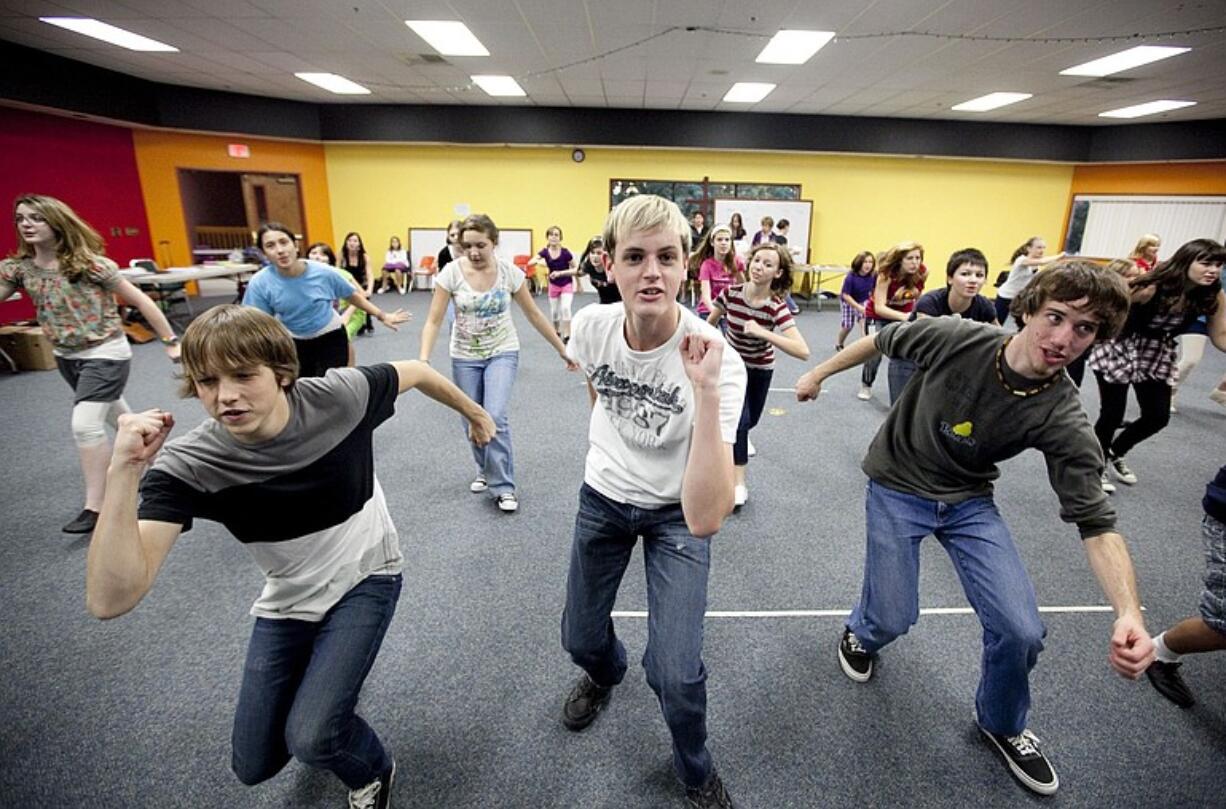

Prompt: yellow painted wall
[
  {"left": 325, "top": 144, "right": 1073, "bottom": 293},
  {"left": 131, "top": 130, "right": 333, "bottom": 268}
]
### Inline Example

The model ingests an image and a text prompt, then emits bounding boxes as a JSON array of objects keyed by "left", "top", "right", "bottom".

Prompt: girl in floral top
[
  {"left": 1090, "top": 238, "right": 1225, "bottom": 491},
  {"left": 0, "top": 194, "right": 180, "bottom": 534}
]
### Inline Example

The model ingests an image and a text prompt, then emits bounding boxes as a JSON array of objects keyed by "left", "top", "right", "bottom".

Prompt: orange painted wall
[
  {"left": 1061, "top": 161, "right": 1226, "bottom": 245},
  {"left": 131, "top": 130, "right": 332, "bottom": 267}
]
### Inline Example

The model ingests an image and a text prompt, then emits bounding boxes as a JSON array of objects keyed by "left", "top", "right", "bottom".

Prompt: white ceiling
[{"left": 3, "top": 0, "right": 1225, "bottom": 125}]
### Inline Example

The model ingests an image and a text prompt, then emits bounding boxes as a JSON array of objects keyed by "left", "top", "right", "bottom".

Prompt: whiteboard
[
  {"left": 713, "top": 198, "right": 813, "bottom": 263},
  {"left": 409, "top": 227, "right": 534, "bottom": 268},
  {"left": 1067, "top": 195, "right": 1226, "bottom": 260}
]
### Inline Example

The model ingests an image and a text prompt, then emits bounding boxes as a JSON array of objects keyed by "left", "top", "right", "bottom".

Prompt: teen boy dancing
[
  {"left": 796, "top": 261, "right": 1155, "bottom": 795},
  {"left": 85, "top": 305, "right": 495, "bottom": 809},
  {"left": 560, "top": 195, "right": 747, "bottom": 808}
]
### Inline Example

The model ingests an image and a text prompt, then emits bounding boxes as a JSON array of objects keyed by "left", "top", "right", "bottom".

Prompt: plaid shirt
[{"left": 1087, "top": 309, "right": 1185, "bottom": 385}]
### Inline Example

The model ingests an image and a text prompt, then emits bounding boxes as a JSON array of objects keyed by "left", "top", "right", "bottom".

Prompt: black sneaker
[
  {"left": 1146, "top": 660, "right": 1195, "bottom": 708},
  {"left": 62, "top": 509, "right": 99, "bottom": 534},
  {"left": 562, "top": 673, "right": 612, "bottom": 731},
  {"left": 838, "top": 627, "right": 875, "bottom": 682},
  {"left": 977, "top": 722, "right": 1059, "bottom": 795},
  {"left": 348, "top": 759, "right": 394, "bottom": 809},
  {"left": 685, "top": 770, "right": 736, "bottom": 808}
]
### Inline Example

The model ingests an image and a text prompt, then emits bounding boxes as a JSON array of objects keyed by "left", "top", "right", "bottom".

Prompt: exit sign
[{"left": 227, "top": 143, "right": 251, "bottom": 158}]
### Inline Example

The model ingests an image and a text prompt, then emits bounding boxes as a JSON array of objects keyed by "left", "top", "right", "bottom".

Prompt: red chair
[
  {"left": 512, "top": 254, "right": 536, "bottom": 293},
  {"left": 409, "top": 254, "right": 437, "bottom": 291}
]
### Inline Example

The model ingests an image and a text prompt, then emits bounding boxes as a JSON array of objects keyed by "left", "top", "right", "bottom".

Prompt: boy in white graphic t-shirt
[{"left": 560, "top": 195, "right": 746, "bottom": 809}]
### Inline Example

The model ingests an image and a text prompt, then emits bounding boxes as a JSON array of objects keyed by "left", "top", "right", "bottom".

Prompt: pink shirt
[{"left": 698, "top": 256, "right": 744, "bottom": 315}]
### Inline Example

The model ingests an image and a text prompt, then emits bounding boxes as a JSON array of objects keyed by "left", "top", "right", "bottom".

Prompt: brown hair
[
  {"left": 748, "top": 242, "right": 793, "bottom": 297},
  {"left": 460, "top": 213, "right": 500, "bottom": 244},
  {"left": 11, "top": 194, "right": 107, "bottom": 281},
  {"left": 177, "top": 305, "right": 298, "bottom": 397},
  {"left": 1011, "top": 260, "right": 1131, "bottom": 340},
  {"left": 878, "top": 241, "right": 926, "bottom": 289},
  {"left": 1129, "top": 238, "right": 1224, "bottom": 319}
]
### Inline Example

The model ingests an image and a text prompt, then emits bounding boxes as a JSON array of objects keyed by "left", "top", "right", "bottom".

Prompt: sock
[{"left": 1153, "top": 632, "right": 1183, "bottom": 663}]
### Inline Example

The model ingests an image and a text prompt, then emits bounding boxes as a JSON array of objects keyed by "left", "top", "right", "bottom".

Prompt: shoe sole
[
  {"left": 838, "top": 642, "right": 873, "bottom": 683},
  {"left": 977, "top": 722, "right": 1059, "bottom": 796},
  {"left": 1145, "top": 667, "right": 1195, "bottom": 708}
]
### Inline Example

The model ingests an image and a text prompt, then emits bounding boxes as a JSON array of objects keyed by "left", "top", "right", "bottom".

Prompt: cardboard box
[{"left": 0, "top": 325, "right": 56, "bottom": 371}]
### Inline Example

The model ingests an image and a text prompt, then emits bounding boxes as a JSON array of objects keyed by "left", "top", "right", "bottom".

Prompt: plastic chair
[
  {"left": 409, "top": 254, "right": 436, "bottom": 291},
  {"left": 129, "top": 259, "right": 190, "bottom": 319},
  {"left": 512, "top": 254, "right": 535, "bottom": 293}
]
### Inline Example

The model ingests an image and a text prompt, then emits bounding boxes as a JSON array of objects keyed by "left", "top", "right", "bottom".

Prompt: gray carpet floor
[{"left": 2, "top": 290, "right": 1224, "bottom": 807}]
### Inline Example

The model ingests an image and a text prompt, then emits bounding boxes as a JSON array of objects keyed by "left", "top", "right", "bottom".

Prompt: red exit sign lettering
[{"left": 227, "top": 143, "right": 251, "bottom": 158}]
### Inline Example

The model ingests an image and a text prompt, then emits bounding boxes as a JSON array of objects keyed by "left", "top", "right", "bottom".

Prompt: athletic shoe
[
  {"left": 497, "top": 492, "right": 519, "bottom": 513},
  {"left": 747, "top": 439, "right": 757, "bottom": 457},
  {"left": 62, "top": 509, "right": 99, "bottom": 534},
  {"left": 733, "top": 485, "right": 748, "bottom": 509},
  {"left": 1211, "top": 388, "right": 1226, "bottom": 407},
  {"left": 685, "top": 770, "right": 737, "bottom": 808},
  {"left": 469, "top": 475, "right": 488, "bottom": 493},
  {"left": 1101, "top": 474, "right": 1116, "bottom": 494},
  {"left": 562, "top": 673, "right": 612, "bottom": 731},
  {"left": 398, "top": 287, "right": 406, "bottom": 296},
  {"left": 1110, "top": 455, "right": 1138, "bottom": 485},
  {"left": 857, "top": 385, "right": 872, "bottom": 401},
  {"left": 348, "top": 759, "right": 394, "bottom": 809},
  {"left": 1145, "top": 660, "right": 1195, "bottom": 708},
  {"left": 977, "top": 722, "right": 1058, "bottom": 795},
  {"left": 838, "top": 627, "right": 875, "bottom": 682}
]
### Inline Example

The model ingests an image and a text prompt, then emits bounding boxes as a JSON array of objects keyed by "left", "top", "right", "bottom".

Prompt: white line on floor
[{"left": 610, "top": 605, "right": 1126, "bottom": 618}]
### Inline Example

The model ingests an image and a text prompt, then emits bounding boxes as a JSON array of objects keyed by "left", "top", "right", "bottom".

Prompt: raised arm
[
  {"left": 679, "top": 334, "right": 735, "bottom": 537},
  {"left": 390, "top": 360, "right": 495, "bottom": 445},
  {"left": 512, "top": 283, "right": 577, "bottom": 369},
  {"left": 418, "top": 287, "right": 451, "bottom": 362},
  {"left": 114, "top": 278, "right": 181, "bottom": 361},
  {"left": 86, "top": 410, "right": 183, "bottom": 619},
  {"left": 796, "top": 333, "right": 880, "bottom": 400},
  {"left": 1083, "top": 530, "right": 1154, "bottom": 679}
]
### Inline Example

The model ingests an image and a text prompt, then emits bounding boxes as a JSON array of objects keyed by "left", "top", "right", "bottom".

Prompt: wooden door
[{"left": 241, "top": 174, "right": 305, "bottom": 242}]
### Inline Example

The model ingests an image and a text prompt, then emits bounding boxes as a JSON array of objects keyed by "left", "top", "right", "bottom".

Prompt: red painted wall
[{"left": 0, "top": 107, "right": 153, "bottom": 267}]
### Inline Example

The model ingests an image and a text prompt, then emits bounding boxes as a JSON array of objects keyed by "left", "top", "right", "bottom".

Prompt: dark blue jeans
[
  {"left": 230, "top": 574, "right": 401, "bottom": 790},
  {"left": 848, "top": 481, "right": 1045, "bottom": 736},
  {"left": 561, "top": 484, "right": 714, "bottom": 788},
  {"left": 734, "top": 367, "right": 773, "bottom": 466}
]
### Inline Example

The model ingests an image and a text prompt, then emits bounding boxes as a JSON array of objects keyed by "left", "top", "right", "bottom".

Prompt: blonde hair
[
  {"left": 178, "top": 305, "right": 298, "bottom": 397},
  {"left": 11, "top": 194, "right": 106, "bottom": 281},
  {"left": 602, "top": 194, "right": 690, "bottom": 258},
  {"left": 1130, "top": 233, "right": 1160, "bottom": 259}
]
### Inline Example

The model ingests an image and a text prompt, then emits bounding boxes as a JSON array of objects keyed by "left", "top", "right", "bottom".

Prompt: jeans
[
  {"left": 452, "top": 351, "right": 518, "bottom": 494},
  {"left": 1093, "top": 373, "right": 1172, "bottom": 460},
  {"left": 561, "top": 484, "right": 714, "bottom": 787},
  {"left": 733, "top": 368, "right": 773, "bottom": 466},
  {"left": 231, "top": 574, "right": 402, "bottom": 790},
  {"left": 861, "top": 319, "right": 888, "bottom": 388},
  {"left": 848, "top": 481, "right": 1045, "bottom": 737},
  {"left": 886, "top": 358, "right": 917, "bottom": 404}
]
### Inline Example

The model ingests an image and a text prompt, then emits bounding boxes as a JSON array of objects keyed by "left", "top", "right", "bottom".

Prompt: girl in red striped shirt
[{"left": 708, "top": 243, "right": 810, "bottom": 508}]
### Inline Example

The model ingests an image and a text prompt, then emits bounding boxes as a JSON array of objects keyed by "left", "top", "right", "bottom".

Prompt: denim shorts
[{"left": 1200, "top": 514, "right": 1226, "bottom": 635}]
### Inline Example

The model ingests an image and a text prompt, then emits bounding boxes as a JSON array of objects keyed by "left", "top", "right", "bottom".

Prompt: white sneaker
[
  {"left": 497, "top": 492, "right": 519, "bottom": 512},
  {"left": 747, "top": 440, "right": 757, "bottom": 458},
  {"left": 857, "top": 385, "right": 872, "bottom": 401},
  {"left": 1101, "top": 474, "right": 1116, "bottom": 494},
  {"left": 470, "top": 475, "right": 488, "bottom": 493},
  {"left": 733, "top": 485, "right": 748, "bottom": 508},
  {"left": 1211, "top": 388, "right": 1226, "bottom": 407}
]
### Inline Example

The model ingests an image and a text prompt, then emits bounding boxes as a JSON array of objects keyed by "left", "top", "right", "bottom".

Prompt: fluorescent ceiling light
[
  {"left": 756, "top": 30, "right": 835, "bottom": 65},
  {"left": 1060, "top": 45, "right": 1190, "bottom": 77},
  {"left": 295, "top": 73, "right": 371, "bottom": 95},
  {"left": 951, "top": 92, "right": 1033, "bottom": 112},
  {"left": 472, "top": 75, "right": 526, "bottom": 97},
  {"left": 406, "top": 21, "right": 489, "bottom": 56},
  {"left": 723, "top": 82, "right": 776, "bottom": 103},
  {"left": 1098, "top": 99, "right": 1196, "bottom": 119},
  {"left": 40, "top": 17, "right": 178, "bottom": 52}
]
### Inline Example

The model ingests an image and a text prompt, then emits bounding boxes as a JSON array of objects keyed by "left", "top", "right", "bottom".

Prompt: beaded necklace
[{"left": 995, "top": 337, "right": 1061, "bottom": 398}]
